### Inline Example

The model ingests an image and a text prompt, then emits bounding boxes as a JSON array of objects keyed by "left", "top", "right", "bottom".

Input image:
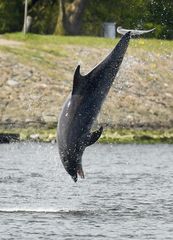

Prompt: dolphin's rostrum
[{"left": 57, "top": 32, "right": 130, "bottom": 182}]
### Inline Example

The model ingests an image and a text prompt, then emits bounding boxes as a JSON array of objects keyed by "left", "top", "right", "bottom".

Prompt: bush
[
  {"left": 0, "top": 0, "right": 24, "bottom": 33},
  {"left": 0, "top": 0, "right": 172, "bottom": 39}
]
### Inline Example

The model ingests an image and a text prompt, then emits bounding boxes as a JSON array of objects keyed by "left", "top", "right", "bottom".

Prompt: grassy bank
[
  {"left": 1, "top": 33, "right": 173, "bottom": 75},
  {"left": 0, "top": 33, "right": 173, "bottom": 142},
  {"left": 2, "top": 32, "right": 173, "bottom": 51},
  {"left": 1, "top": 128, "right": 173, "bottom": 144}
]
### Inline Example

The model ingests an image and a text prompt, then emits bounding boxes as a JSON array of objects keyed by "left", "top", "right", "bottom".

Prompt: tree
[
  {"left": 0, "top": 0, "right": 172, "bottom": 39},
  {"left": 146, "top": 0, "right": 173, "bottom": 39},
  {"left": 55, "top": 0, "right": 87, "bottom": 35},
  {"left": 82, "top": 0, "right": 149, "bottom": 36},
  {"left": 27, "top": 0, "right": 58, "bottom": 34},
  {"left": 0, "top": 0, "right": 24, "bottom": 33}
]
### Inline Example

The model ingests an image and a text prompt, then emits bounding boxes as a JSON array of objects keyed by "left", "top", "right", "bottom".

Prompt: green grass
[
  {"left": 0, "top": 128, "right": 56, "bottom": 142},
  {"left": 1, "top": 32, "right": 172, "bottom": 76},
  {"left": 0, "top": 128, "right": 173, "bottom": 143},
  {"left": 2, "top": 32, "right": 173, "bottom": 53},
  {"left": 2, "top": 32, "right": 118, "bottom": 48},
  {"left": 1, "top": 32, "right": 172, "bottom": 71},
  {"left": 100, "top": 128, "right": 173, "bottom": 144}
]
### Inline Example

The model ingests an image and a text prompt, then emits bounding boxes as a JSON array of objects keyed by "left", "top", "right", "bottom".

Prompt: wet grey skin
[{"left": 57, "top": 32, "right": 130, "bottom": 182}]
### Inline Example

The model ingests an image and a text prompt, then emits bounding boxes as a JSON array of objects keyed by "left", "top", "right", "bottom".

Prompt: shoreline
[{"left": 0, "top": 128, "right": 173, "bottom": 144}]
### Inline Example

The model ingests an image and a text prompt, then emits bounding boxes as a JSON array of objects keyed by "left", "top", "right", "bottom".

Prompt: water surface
[{"left": 0, "top": 143, "right": 173, "bottom": 239}]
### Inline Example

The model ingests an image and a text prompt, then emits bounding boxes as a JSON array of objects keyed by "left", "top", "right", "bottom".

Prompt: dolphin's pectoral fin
[
  {"left": 86, "top": 126, "right": 103, "bottom": 146},
  {"left": 72, "top": 65, "right": 84, "bottom": 95}
]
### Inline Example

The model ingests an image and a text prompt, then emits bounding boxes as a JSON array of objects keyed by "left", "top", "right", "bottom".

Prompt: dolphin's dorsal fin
[
  {"left": 72, "top": 65, "right": 83, "bottom": 95},
  {"left": 86, "top": 126, "right": 103, "bottom": 146}
]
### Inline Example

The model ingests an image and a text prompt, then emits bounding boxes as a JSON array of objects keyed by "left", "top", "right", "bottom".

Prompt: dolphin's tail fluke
[
  {"left": 117, "top": 26, "right": 155, "bottom": 36},
  {"left": 86, "top": 31, "right": 130, "bottom": 87}
]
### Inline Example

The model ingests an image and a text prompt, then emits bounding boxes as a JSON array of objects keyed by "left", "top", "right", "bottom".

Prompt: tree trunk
[{"left": 55, "top": 0, "right": 87, "bottom": 35}]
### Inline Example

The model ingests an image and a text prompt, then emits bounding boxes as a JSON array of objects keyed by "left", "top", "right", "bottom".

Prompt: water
[{"left": 0, "top": 143, "right": 173, "bottom": 240}]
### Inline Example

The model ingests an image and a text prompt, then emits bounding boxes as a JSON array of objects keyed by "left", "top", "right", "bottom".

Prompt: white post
[{"left": 23, "top": 0, "right": 28, "bottom": 34}]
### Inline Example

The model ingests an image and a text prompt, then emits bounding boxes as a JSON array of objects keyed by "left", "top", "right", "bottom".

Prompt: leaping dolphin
[{"left": 57, "top": 32, "right": 130, "bottom": 182}]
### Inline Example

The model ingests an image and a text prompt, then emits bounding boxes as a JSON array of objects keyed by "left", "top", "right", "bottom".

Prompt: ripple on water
[
  {"left": 0, "top": 143, "right": 173, "bottom": 239},
  {"left": 0, "top": 207, "right": 102, "bottom": 218},
  {"left": 0, "top": 176, "right": 24, "bottom": 184}
]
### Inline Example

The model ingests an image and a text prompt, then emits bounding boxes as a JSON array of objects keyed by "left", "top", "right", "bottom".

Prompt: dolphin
[{"left": 57, "top": 32, "right": 130, "bottom": 182}]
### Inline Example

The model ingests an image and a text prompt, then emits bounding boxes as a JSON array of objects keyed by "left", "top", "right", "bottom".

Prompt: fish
[{"left": 117, "top": 26, "right": 155, "bottom": 36}]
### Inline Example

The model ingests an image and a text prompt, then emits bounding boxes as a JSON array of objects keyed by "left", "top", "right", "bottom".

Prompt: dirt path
[{"left": 0, "top": 39, "right": 23, "bottom": 46}]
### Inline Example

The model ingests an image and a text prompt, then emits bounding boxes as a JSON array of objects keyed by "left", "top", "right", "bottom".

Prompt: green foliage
[
  {"left": 0, "top": 0, "right": 58, "bottom": 34},
  {"left": 82, "top": 0, "right": 149, "bottom": 36},
  {"left": 0, "top": 0, "right": 172, "bottom": 39},
  {"left": 0, "top": 0, "right": 24, "bottom": 33},
  {"left": 29, "top": 0, "right": 59, "bottom": 34},
  {"left": 146, "top": 0, "right": 173, "bottom": 39},
  {"left": 82, "top": 0, "right": 173, "bottom": 39}
]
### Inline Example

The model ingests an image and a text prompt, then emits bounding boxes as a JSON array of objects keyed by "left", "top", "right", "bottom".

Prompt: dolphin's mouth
[
  {"left": 77, "top": 165, "right": 85, "bottom": 179},
  {"left": 71, "top": 165, "right": 85, "bottom": 182}
]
